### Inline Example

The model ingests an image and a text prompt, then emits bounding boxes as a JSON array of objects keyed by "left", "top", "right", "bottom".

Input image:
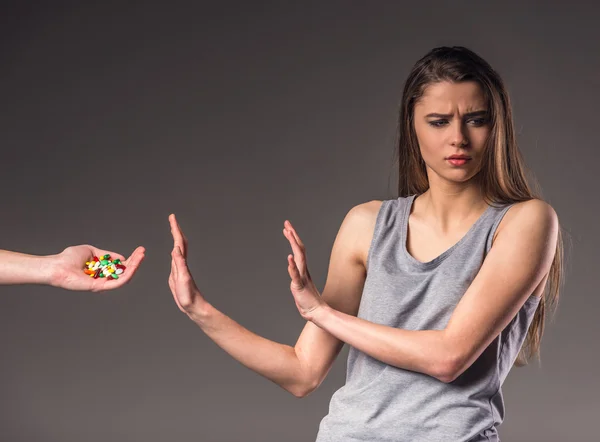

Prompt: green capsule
[
  {"left": 103, "top": 254, "right": 110, "bottom": 260},
  {"left": 100, "top": 260, "right": 109, "bottom": 266},
  {"left": 113, "top": 259, "right": 121, "bottom": 264},
  {"left": 111, "top": 274, "right": 119, "bottom": 280}
]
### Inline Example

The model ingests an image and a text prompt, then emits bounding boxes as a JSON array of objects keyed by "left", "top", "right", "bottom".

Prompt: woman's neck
[{"left": 415, "top": 184, "right": 488, "bottom": 233}]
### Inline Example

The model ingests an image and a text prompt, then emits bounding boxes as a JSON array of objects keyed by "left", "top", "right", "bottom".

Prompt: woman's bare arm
[
  {"left": 168, "top": 202, "right": 379, "bottom": 397},
  {"left": 285, "top": 199, "right": 557, "bottom": 383}
]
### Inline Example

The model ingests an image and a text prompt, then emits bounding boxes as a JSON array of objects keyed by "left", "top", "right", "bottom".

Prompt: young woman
[{"left": 167, "top": 46, "right": 564, "bottom": 441}]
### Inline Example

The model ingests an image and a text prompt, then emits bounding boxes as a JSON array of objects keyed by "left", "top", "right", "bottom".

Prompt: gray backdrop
[{"left": 0, "top": 1, "right": 597, "bottom": 441}]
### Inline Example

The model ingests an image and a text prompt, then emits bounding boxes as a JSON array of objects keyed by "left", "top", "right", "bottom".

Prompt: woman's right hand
[{"left": 168, "top": 214, "right": 208, "bottom": 317}]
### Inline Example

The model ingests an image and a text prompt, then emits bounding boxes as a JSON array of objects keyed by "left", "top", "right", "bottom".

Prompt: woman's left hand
[{"left": 283, "top": 220, "right": 326, "bottom": 321}]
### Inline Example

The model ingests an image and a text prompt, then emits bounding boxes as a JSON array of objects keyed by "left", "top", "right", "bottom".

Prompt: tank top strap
[{"left": 484, "top": 202, "right": 518, "bottom": 254}]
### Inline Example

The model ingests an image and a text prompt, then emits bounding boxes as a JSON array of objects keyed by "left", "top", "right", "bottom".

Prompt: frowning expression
[{"left": 413, "top": 81, "right": 491, "bottom": 183}]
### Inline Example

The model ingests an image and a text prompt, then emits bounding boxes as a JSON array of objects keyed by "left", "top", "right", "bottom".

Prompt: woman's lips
[{"left": 446, "top": 158, "right": 471, "bottom": 166}]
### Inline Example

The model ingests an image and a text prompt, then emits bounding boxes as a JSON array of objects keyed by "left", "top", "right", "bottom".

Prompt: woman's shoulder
[
  {"left": 346, "top": 200, "right": 384, "bottom": 220},
  {"left": 345, "top": 196, "right": 411, "bottom": 220},
  {"left": 338, "top": 200, "right": 385, "bottom": 267},
  {"left": 494, "top": 198, "right": 558, "bottom": 243},
  {"left": 343, "top": 197, "right": 413, "bottom": 234}
]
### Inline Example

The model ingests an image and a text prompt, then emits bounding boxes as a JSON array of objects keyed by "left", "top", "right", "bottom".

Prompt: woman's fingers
[
  {"left": 170, "top": 248, "right": 179, "bottom": 279},
  {"left": 285, "top": 220, "right": 305, "bottom": 249},
  {"left": 169, "top": 257, "right": 185, "bottom": 312},
  {"left": 172, "top": 246, "right": 192, "bottom": 283},
  {"left": 171, "top": 246, "right": 198, "bottom": 312},
  {"left": 283, "top": 224, "right": 306, "bottom": 273},
  {"left": 172, "top": 246, "right": 182, "bottom": 274},
  {"left": 169, "top": 247, "right": 188, "bottom": 311},
  {"left": 181, "top": 229, "right": 188, "bottom": 256},
  {"left": 287, "top": 254, "right": 304, "bottom": 290},
  {"left": 173, "top": 246, "right": 192, "bottom": 282},
  {"left": 169, "top": 214, "right": 187, "bottom": 259}
]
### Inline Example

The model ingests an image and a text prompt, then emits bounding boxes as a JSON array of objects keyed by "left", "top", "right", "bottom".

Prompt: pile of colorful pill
[{"left": 83, "top": 254, "right": 126, "bottom": 280}]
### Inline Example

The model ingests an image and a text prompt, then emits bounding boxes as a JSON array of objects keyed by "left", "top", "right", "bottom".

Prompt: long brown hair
[{"left": 394, "top": 46, "right": 566, "bottom": 366}]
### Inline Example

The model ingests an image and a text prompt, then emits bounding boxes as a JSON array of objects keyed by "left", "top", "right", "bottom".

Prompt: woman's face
[{"left": 413, "top": 81, "right": 491, "bottom": 184}]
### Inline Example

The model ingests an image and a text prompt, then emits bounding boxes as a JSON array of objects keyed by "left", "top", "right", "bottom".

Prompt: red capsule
[
  {"left": 93, "top": 256, "right": 99, "bottom": 262},
  {"left": 93, "top": 269, "right": 101, "bottom": 279}
]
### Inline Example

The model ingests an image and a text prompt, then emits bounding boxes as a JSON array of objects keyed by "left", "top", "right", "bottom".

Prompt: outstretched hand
[
  {"left": 283, "top": 220, "right": 325, "bottom": 321},
  {"left": 52, "top": 244, "right": 145, "bottom": 292},
  {"left": 168, "top": 214, "right": 207, "bottom": 317}
]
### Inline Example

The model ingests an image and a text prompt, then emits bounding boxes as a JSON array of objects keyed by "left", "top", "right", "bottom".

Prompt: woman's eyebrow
[{"left": 424, "top": 110, "right": 488, "bottom": 118}]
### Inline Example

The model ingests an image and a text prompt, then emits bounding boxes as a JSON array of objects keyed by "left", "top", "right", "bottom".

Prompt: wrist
[
  {"left": 309, "top": 302, "right": 334, "bottom": 327},
  {"left": 39, "top": 255, "right": 61, "bottom": 286},
  {"left": 186, "top": 298, "right": 214, "bottom": 325}
]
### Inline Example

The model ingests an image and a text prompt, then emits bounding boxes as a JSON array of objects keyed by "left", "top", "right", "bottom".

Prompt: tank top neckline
[{"left": 400, "top": 194, "right": 494, "bottom": 270}]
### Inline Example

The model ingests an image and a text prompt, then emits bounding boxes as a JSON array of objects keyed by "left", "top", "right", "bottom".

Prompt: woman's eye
[
  {"left": 468, "top": 118, "right": 488, "bottom": 126},
  {"left": 428, "top": 120, "right": 447, "bottom": 127}
]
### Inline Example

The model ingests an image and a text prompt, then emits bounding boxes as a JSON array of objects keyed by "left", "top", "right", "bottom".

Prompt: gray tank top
[{"left": 315, "top": 195, "right": 541, "bottom": 442}]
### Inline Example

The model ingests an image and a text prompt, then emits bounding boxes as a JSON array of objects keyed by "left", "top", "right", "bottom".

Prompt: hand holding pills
[{"left": 51, "top": 244, "right": 145, "bottom": 292}]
